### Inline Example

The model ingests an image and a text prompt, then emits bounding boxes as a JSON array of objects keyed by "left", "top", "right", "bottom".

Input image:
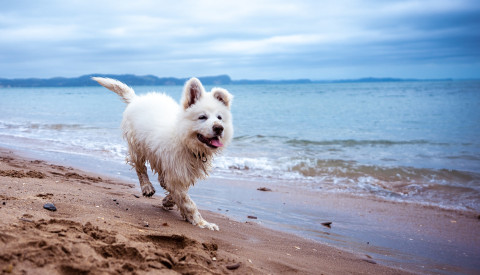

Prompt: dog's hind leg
[
  {"left": 127, "top": 146, "right": 155, "bottom": 197},
  {"left": 159, "top": 175, "right": 176, "bottom": 210},
  {"left": 135, "top": 163, "right": 155, "bottom": 197}
]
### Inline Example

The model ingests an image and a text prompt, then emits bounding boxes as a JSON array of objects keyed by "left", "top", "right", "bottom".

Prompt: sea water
[{"left": 0, "top": 80, "right": 479, "bottom": 212}]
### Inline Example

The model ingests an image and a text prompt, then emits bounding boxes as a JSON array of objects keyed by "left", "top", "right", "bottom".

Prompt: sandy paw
[
  {"left": 141, "top": 184, "right": 155, "bottom": 197},
  {"left": 198, "top": 220, "right": 219, "bottom": 231},
  {"left": 161, "top": 195, "right": 176, "bottom": 210}
]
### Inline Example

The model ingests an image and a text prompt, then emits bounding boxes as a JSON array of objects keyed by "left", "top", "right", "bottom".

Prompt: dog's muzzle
[{"left": 197, "top": 133, "right": 223, "bottom": 148}]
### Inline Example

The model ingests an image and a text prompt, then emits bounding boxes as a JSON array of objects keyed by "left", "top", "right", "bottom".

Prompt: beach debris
[
  {"left": 162, "top": 222, "right": 169, "bottom": 227},
  {"left": 2, "top": 201, "right": 5, "bottom": 205},
  {"left": 226, "top": 262, "right": 241, "bottom": 270},
  {"left": 43, "top": 203, "right": 57, "bottom": 211},
  {"left": 257, "top": 187, "right": 272, "bottom": 192},
  {"left": 294, "top": 246, "right": 301, "bottom": 250},
  {"left": 247, "top": 215, "right": 257, "bottom": 219},
  {"left": 133, "top": 194, "right": 140, "bottom": 198},
  {"left": 3, "top": 263, "right": 13, "bottom": 273},
  {"left": 212, "top": 257, "right": 217, "bottom": 261},
  {"left": 143, "top": 221, "right": 149, "bottom": 227},
  {"left": 321, "top": 221, "right": 332, "bottom": 228}
]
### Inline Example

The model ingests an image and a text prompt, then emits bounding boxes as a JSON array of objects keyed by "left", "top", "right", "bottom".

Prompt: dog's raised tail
[{"left": 92, "top": 77, "right": 136, "bottom": 104}]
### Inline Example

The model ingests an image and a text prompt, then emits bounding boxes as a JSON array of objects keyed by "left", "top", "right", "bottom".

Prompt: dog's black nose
[{"left": 213, "top": 125, "right": 224, "bottom": 135}]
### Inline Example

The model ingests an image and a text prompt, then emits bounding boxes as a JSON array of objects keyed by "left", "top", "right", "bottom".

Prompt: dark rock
[
  {"left": 257, "top": 187, "right": 272, "bottom": 192},
  {"left": 43, "top": 203, "right": 57, "bottom": 211},
  {"left": 247, "top": 215, "right": 257, "bottom": 219},
  {"left": 226, "top": 262, "right": 241, "bottom": 270},
  {"left": 321, "top": 222, "right": 332, "bottom": 228}
]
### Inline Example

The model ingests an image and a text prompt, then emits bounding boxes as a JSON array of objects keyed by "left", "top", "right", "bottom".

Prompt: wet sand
[
  {"left": 190, "top": 177, "right": 480, "bottom": 274},
  {"left": 0, "top": 148, "right": 410, "bottom": 274}
]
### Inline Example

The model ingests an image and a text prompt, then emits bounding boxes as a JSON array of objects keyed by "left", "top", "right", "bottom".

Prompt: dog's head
[{"left": 180, "top": 78, "right": 233, "bottom": 154}]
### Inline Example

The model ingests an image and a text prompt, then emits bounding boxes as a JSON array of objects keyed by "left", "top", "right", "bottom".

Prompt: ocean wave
[
  {"left": 213, "top": 155, "right": 480, "bottom": 211},
  {"left": 0, "top": 121, "right": 101, "bottom": 131},
  {"left": 233, "top": 135, "right": 451, "bottom": 147}
]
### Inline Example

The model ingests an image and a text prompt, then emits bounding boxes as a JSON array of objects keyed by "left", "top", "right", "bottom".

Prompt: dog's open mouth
[{"left": 197, "top": 134, "right": 223, "bottom": 148}]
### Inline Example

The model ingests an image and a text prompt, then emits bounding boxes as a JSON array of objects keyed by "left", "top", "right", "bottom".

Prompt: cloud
[{"left": 0, "top": 0, "right": 479, "bottom": 79}]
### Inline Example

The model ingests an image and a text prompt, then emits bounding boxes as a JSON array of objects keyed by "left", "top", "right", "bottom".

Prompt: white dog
[{"left": 93, "top": 77, "right": 233, "bottom": 230}]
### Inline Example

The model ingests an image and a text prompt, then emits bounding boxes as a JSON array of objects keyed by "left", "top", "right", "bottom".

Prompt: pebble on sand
[
  {"left": 321, "top": 222, "right": 332, "bottom": 228},
  {"left": 43, "top": 203, "right": 57, "bottom": 211},
  {"left": 226, "top": 262, "right": 241, "bottom": 270}
]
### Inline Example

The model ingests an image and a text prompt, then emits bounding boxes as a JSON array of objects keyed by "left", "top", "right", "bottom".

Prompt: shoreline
[
  {"left": 1, "top": 147, "right": 479, "bottom": 274},
  {"left": 0, "top": 147, "right": 409, "bottom": 274}
]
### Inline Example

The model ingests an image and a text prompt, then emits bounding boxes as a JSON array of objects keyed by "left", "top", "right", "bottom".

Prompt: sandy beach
[{"left": 0, "top": 147, "right": 414, "bottom": 274}]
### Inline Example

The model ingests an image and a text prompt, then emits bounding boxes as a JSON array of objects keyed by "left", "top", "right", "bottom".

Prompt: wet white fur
[{"left": 92, "top": 77, "right": 233, "bottom": 230}]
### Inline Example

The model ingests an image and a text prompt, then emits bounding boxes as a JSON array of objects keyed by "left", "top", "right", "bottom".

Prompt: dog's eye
[
  {"left": 198, "top": 115, "right": 208, "bottom": 120},
  {"left": 217, "top": 115, "right": 222, "bottom": 120}
]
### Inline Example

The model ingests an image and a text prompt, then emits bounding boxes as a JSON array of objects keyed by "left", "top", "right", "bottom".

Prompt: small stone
[
  {"left": 247, "top": 215, "right": 257, "bottom": 219},
  {"left": 43, "top": 203, "right": 57, "bottom": 211},
  {"left": 321, "top": 222, "right": 332, "bottom": 228},
  {"left": 257, "top": 187, "right": 272, "bottom": 192},
  {"left": 2, "top": 201, "right": 5, "bottom": 205},
  {"left": 133, "top": 194, "right": 140, "bottom": 198},
  {"left": 162, "top": 222, "right": 169, "bottom": 226},
  {"left": 226, "top": 262, "right": 241, "bottom": 270},
  {"left": 4, "top": 263, "right": 13, "bottom": 273}
]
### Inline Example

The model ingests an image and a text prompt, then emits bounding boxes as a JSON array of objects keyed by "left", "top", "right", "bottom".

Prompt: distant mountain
[{"left": 0, "top": 74, "right": 453, "bottom": 88}]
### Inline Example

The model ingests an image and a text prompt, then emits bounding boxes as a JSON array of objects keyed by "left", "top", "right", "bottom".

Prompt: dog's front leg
[
  {"left": 135, "top": 163, "right": 155, "bottom": 197},
  {"left": 170, "top": 189, "right": 219, "bottom": 231}
]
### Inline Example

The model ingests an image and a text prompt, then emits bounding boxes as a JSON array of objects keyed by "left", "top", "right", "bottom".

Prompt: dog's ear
[
  {"left": 182, "top": 78, "right": 205, "bottom": 109},
  {"left": 212, "top": 88, "right": 233, "bottom": 109}
]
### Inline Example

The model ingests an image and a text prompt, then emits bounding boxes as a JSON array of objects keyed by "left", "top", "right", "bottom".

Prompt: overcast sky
[{"left": 1, "top": 0, "right": 479, "bottom": 80}]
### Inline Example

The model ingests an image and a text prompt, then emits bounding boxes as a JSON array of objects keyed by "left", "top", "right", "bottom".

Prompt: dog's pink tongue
[{"left": 210, "top": 139, "right": 223, "bottom": 148}]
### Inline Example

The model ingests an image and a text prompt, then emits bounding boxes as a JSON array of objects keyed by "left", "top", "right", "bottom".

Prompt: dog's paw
[
  {"left": 197, "top": 219, "right": 219, "bottom": 231},
  {"left": 141, "top": 184, "right": 155, "bottom": 197},
  {"left": 162, "top": 195, "right": 176, "bottom": 210}
]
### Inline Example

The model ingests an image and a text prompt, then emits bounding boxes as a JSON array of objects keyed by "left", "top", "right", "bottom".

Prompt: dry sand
[{"left": 0, "top": 148, "right": 411, "bottom": 274}]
